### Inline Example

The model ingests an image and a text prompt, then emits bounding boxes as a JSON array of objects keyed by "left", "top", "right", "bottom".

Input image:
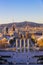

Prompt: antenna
[
  {"left": 12, "top": 18, "right": 14, "bottom": 22},
  {"left": 12, "top": 17, "right": 14, "bottom": 23}
]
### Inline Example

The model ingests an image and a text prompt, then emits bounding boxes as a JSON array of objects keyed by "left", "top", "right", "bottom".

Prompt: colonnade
[{"left": 16, "top": 38, "right": 29, "bottom": 52}]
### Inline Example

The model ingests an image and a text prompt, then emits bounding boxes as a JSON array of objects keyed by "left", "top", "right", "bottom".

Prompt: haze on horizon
[{"left": 0, "top": 0, "right": 43, "bottom": 24}]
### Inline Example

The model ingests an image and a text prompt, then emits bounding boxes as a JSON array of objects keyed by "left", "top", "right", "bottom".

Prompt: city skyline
[{"left": 0, "top": 0, "right": 43, "bottom": 24}]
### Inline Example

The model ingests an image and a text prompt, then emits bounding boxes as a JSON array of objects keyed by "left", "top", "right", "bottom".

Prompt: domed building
[
  {"left": 37, "top": 36, "right": 43, "bottom": 48},
  {"left": 0, "top": 37, "right": 9, "bottom": 48}
]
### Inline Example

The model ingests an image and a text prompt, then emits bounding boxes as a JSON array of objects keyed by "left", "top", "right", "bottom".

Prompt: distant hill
[
  {"left": 0, "top": 21, "right": 43, "bottom": 32},
  {"left": 15, "top": 21, "right": 43, "bottom": 27}
]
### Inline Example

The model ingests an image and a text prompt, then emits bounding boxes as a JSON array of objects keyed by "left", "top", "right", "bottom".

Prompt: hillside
[{"left": 0, "top": 21, "right": 43, "bottom": 32}]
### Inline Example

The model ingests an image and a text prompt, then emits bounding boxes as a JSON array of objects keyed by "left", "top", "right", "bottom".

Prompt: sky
[{"left": 0, "top": 0, "right": 43, "bottom": 24}]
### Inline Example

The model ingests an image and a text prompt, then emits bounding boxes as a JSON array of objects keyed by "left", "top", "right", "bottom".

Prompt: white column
[
  {"left": 20, "top": 39, "right": 22, "bottom": 52},
  {"left": 16, "top": 39, "right": 18, "bottom": 52},
  {"left": 24, "top": 38, "right": 25, "bottom": 52},
  {"left": 27, "top": 39, "right": 29, "bottom": 51}
]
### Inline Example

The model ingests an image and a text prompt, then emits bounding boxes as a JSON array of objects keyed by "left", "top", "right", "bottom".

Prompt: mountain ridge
[
  {"left": 0, "top": 21, "right": 43, "bottom": 32},
  {"left": 0, "top": 21, "right": 43, "bottom": 28}
]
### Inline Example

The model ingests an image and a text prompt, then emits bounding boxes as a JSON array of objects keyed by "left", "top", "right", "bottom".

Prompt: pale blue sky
[{"left": 0, "top": 0, "right": 43, "bottom": 24}]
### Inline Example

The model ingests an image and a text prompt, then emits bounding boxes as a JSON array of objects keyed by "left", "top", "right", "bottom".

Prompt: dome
[{"left": 37, "top": 36, "right": 43, "bottom": 47}]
